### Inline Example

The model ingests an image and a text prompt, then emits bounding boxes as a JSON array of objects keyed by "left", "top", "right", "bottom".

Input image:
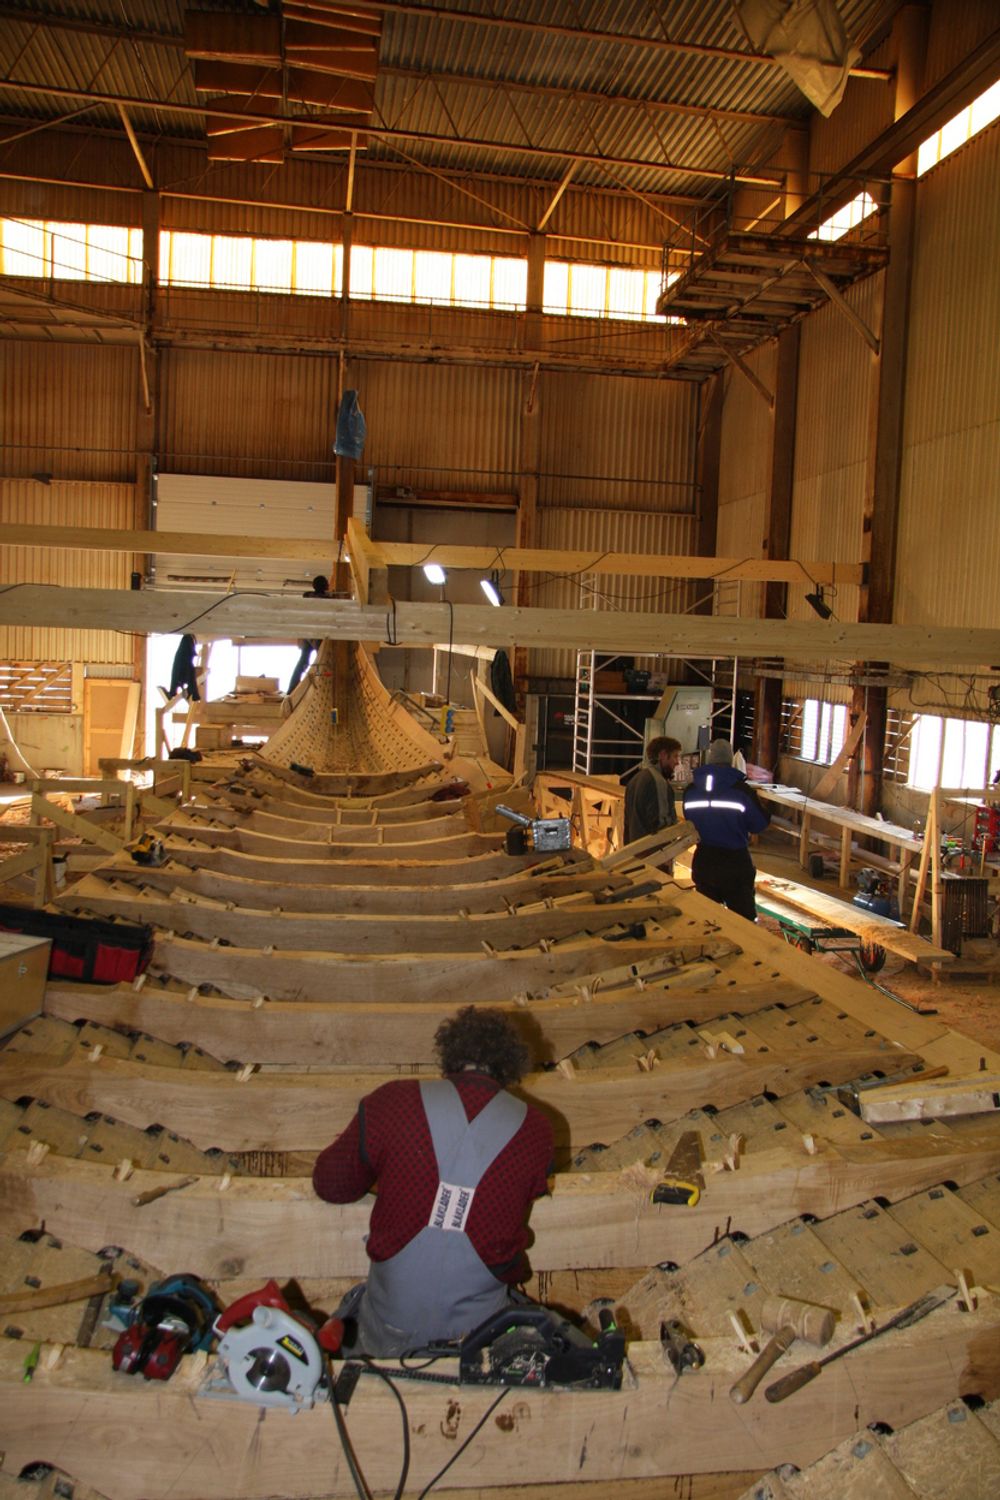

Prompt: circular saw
[{"left": 209, "top": 1281, "right": 326, "bottom": 1412}]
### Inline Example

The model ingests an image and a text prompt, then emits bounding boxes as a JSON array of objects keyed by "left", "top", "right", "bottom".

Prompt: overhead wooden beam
[
  {"left": 1, "top": 523, "right": 862, "bottom": 586},
  {"left": 4, "top": 587, "right": 999, "bottom": 671}
]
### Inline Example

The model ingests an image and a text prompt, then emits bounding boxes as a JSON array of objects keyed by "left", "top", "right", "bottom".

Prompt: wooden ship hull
[{"left": 2, "top": 642, "right": 1000, "bottom": 1500}]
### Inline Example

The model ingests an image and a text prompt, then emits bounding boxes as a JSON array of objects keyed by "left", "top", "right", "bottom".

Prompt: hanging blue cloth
[{"left": 334, "top": 389, "right": 367, "bottom": 459}]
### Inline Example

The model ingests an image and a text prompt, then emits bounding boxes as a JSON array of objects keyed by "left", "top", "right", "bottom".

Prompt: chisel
[{"left": 764, "top": 1284, "right": 954, "bottom": 1403}]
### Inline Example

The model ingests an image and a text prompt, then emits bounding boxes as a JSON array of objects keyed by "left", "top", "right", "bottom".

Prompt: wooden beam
[
  {"left": 0, "top": 1034, "right": 918, "bottom": 1155},
  {"left": 3, "top": 1132, "right": 1000, "bottom": 1280},
  {"left": 5, "top": 589, "right": 999, "bottom": 670},
  {"left": 2, "top": 524, "right": 863, "bottom": 587},
  {"left": 0, "top": 1303, "right": 995, "bottom": 1499},
  {"left": 43, "top": 974, "right": 812, "bottom": 1068},
  {"left": 860, "top": 1073, "right": 1000, "bottom": 1124}
]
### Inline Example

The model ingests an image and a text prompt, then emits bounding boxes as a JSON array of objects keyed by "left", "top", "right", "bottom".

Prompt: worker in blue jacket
[{"left": 683, "top": 740, "right": 770, "bottom": 921}]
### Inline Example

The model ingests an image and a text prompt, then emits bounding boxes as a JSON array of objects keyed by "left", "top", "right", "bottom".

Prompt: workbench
[{"left": 757, "top": 784, "right": 923, "bottom": 901}]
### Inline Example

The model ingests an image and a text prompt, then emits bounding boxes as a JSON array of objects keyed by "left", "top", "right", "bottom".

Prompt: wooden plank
[
  {"left": 56, "top": 881, "right": 670, "bottom": 954},
  {"left": 4, "top": 1133, "right": 1000, "bottom": 1280},
  {"left": 861, "top": 1075, "right": 1000, "bottom": 1124},
  {"left": 30, "top": 794, "right": 123, "bottom": 854},
  {"left": 0, "top": 1035, "right": 922, "bottom": 1156},
  {"left": 756, "top": 874, "right": 953, "bottom": 964},
  {"left": 147, "top": 933, "right": 700, "bottom": 1004},
  {"left": 86, "top": 859, "right": 625, "bottom": 913},
  {"left": 42, "top": 974, "right": 810, "bottom": 1067},
  {"left": 5, "top": 588, "right": 1000, "bottom": 671},
  {"left": 0, "top": 1302, "right": 996, "bottom": 1498}
]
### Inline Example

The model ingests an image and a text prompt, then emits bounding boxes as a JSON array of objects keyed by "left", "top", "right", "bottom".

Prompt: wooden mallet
[{"left": 729, "top": 1295, "right": 835, "bottom": 1405}]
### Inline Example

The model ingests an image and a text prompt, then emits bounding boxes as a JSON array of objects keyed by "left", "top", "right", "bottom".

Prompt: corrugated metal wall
[
  {"left": 781, "top": 271, "right": 881, "bottom": 702},
  {"left": 359, "top": 359, "right": 521, "bottom": 493},
  {"left": 1, "top": 341, "right": 140, "bottom": 666},
  {"left": 896, "top": 118, "right": 1000, "bottom": 635},
  {"left": 809, "top": 33, "right": 895, "bottom": 181},
  {"left": 538, "top": 372, "right": 696, "bottom": 511},
  {"left": 716, "top": 345, "right": 776, "bottom": 621},
  {"left": 0, "top": 479, "right": 134, "bottom": 663},
  {"left": 530, "top": 507, "right": 700, "bottom": 680},
  {"left": 3, "top": 342, "right": 139, "bottom": 482},
  {"left": 159, "top": 348, "right": 338, "bottom": 480}
]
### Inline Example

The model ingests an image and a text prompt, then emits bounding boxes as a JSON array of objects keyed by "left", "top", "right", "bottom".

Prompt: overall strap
[{"left": 420, "top": 1079, "right": 527, "bottom": 1188}]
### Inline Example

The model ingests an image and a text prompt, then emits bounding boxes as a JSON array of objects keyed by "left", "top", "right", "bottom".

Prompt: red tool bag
[{"left": 0, "top": 904, "right": 154, "bottom": 984}]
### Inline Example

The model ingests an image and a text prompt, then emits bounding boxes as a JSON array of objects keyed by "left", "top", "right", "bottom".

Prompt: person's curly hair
[{"left": 434, "top": 1006, "right": 528, "bottom": 1087}]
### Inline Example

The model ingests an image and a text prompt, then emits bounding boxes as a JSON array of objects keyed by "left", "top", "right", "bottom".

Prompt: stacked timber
[{"left": 1, "top": 644, "right": 1000, "bottom": 1500}]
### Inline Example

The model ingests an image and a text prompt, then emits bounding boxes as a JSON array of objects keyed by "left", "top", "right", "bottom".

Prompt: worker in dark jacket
[
  {"left": 286, "top": 575, "right": 331, "bottom": 694},
  {"left": 313, "top": 1006, "right": 553, "bottom": 1357},
  {"left": 623, "top": 735, "right": 681, "bottom": 844},
  {"left": 683, "top": 739, "right": 770, "bottom": 920},
  {"left": 167, "top": 634, "right": 201, "bottom": 701}
]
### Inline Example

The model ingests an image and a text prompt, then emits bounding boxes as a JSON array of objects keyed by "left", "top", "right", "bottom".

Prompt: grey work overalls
[{"left": 352, "top": 1078, "right": 528, "bottom": 1357}]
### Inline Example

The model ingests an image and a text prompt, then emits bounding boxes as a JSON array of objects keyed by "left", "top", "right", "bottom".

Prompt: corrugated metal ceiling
[{"left": 0, "top": 0, "right": 900, "bottom": 205}]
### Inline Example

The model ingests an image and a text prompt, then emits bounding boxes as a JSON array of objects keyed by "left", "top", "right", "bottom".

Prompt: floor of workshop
[{"left": 753, "top": 829, "right": 1000, "bottom": 1056}]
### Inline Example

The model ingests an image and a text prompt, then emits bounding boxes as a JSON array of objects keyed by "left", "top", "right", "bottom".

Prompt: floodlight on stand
[
  {"left": 480, "top": 571, "right": 503, "bottom": 607},
  {"left": 805, "top": 586, "right": 833, "bottom": 620},
  {"left": 423, "top": 563, "right": 447, "bottom": 585}
]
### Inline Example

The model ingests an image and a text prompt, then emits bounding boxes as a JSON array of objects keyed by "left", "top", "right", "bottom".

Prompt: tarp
[{"left": 733, "top": 0, "right": 862, "bottom": 116}]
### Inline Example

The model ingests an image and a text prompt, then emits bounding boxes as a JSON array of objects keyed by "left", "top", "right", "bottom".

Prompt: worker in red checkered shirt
[{"left": 313, "top": 1006, "right": 554, "bottom": 1357}]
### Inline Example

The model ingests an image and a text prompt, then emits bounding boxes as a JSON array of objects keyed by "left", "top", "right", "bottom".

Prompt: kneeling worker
[
  {"left": 683, "top": 739, "right": 770, "bottom": 921},
  {"left": 313, "top": 1006, "right": 553, "bottom": 1356}
]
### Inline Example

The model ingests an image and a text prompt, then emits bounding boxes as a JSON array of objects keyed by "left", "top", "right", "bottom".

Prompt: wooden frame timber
[
  {"left": 4, "top": 585, "right": 1000, "bottom": 670},
  {"left": 3, "top": 520, "right": 862, "bottom": 590}
]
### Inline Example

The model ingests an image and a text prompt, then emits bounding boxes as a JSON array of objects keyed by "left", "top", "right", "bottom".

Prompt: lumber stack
[{"left": 2, "top": 647, "right": 1000, "bottom": 1500}]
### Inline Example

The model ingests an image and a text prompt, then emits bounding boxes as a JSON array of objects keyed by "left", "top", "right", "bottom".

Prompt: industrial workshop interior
[{"left": 2, "top": 0, "right": 1000, "bottom": 1496}]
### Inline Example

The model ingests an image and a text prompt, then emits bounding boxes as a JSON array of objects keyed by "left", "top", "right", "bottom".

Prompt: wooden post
[
  {"left": 909, "top": 789, "right": 937, "bottom": 934},
  {"left": 929, "top": 788, "right": 943, "bottom": 950},
  {"left": 839, "top": 824, "right": 852, "bottom": 888}
]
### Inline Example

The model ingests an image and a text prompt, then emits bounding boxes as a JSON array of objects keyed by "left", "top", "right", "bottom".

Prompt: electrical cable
[
  {"left": 415, "top": 1388, "right": 510, "bottom": 1500},
  {"left": 328, "top": 1377, "right": 374, "bottom": 1500},
  {"left": 359, "top": 1358, "right": 411, "bottom": 1500}
]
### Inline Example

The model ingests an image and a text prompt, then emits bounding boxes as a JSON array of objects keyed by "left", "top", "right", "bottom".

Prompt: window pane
[
  {"left": 373, "top": 247, "right": 413, "bottom": 302},
  {"left": 453, "top": 253, "right": 491, "bottom": 308},
  {"left": 254, "top": 238, "right": 294, "bottom": 293},
  {"left": 212, "top": 235, "right": 253, "bottom": 289},
  {"left": 349, "top": 243, "right": 374, "bottom": 298},
  {"left": 942, "top": 717, "right": 989, "bottom": 787},
  {"left": 293, "top": 240, "right": 335, "bottom": 296},
  {"left": 414, "top": 250, "right": 452, "bottom": 304},
  {"left": 830, "top": 704, "right": 847, "bottom": 761},
  {"left": 167, "top": 231, "right": 212, "bottom": 287},
  {"left": 52, "top": 223, "right": 87, "bottom": 279},
  {"left": 543, "top": 260, "right": 569, "bottom": 314},
  {"left": 568, "top": 263, "right": 605, "bottom": 317},
  {"left": 800, "top": 699, "right": 819, "bottom": 761},
  {"left": 808, "top": 192, "right": 878, "bottom": 243},
  {"left": 990, "top": 728, "right": 1000, "bottom": 786},
  {"left": 608, "top": 266, "right": 645, "bottom": 321},
  {"left": 1, "top": 218, "right": 46, "bottom": 276},
  {"left": 127, "top": 227, "right": 144, "bottom": 283},
  {"left": 908, "top": 715, "right": 942, "bottom": 791},
  {"left": 88, "top": 224, "right": 131, "bottom": 282},
  {"left": 491, "top": 256, "right": 526, "bottom": 309}
]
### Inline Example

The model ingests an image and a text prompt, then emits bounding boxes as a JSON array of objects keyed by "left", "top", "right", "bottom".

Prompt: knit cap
[{"left": 706, "top": 739, "right": 734, "bottom": 766}]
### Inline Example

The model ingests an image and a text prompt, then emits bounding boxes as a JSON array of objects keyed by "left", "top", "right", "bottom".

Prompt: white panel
[{"left": 153, "top": 474, "right": 363, "bottom": 593}]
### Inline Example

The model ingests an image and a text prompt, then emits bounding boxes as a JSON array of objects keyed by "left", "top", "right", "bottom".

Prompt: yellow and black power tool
[{"left": 130, "top": 832, "right": 166, "bottom": 867}]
